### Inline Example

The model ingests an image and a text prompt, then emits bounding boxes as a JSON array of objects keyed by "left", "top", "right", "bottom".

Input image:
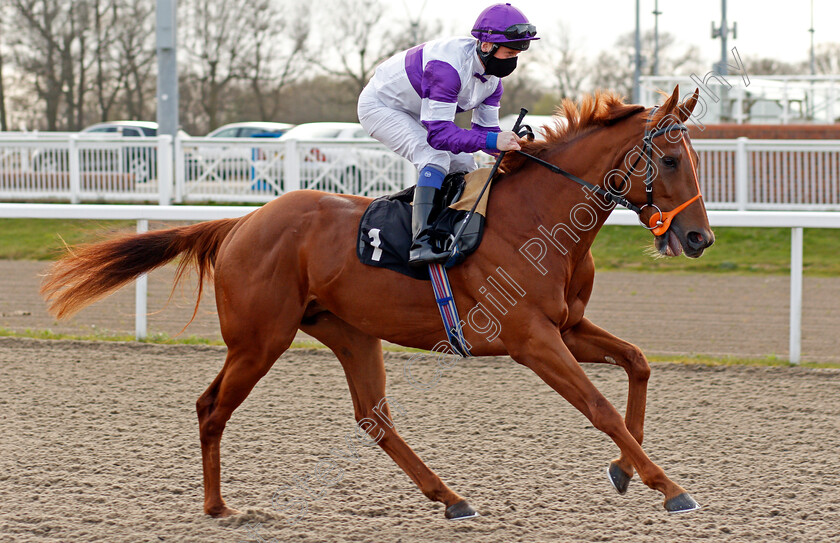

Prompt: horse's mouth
[
  {"left": 655, "top": 230, "right": 684, "bottom": 257},
  {"left": 655, "top": 229, "right": 707, "bottom": 258}
]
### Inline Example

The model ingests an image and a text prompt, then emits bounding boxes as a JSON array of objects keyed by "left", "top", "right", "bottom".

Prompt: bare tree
[
  {"left": 311, "top": 0, "right": 441, "bottom": 97},
  {"left": 87, "top": 0, "right": 132, "bottom": 122},
  {"left": 538, "top": 22, "right": 587, "bottom": 100},
  {"left": 814, "top": 42, "right": 840, "bottom": 75},
  {"left": 240, "top": 1, "right": 310, "bottom": 121},
  {"left": 590, "top": 30, "right": 704, "bottom": 100},
  {"left": 591, "top": 50, "right": 632, "bottom": 98},
  {"left": 9, "top": 0, "right": 66, "bottom": 129},
  {"left": 180, "top": 0, "right": 255, "bottom": 130},
  {"left": 740, "top": 56, "right": 806, "bottom": 75},
  {"left": 115, "top": 0, "right": 155, "bottom": 120}
]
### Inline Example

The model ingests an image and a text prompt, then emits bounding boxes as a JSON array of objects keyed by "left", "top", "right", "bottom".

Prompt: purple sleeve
[
  {"left": 470, "top": 123, "right": 501, "bottom": 154},
  {"left": 422, "top": 120, "right": 488, "bottom": 154},
  {"left": 419, "top": 60, "right": 492, "bottom": 154},
  {"left": 469, "top": 80, "right": 502, "bottom": 155}
]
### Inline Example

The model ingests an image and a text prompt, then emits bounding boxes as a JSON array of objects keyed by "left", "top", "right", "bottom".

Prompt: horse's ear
[
  {"left": 676, "top": 88, "right": 700, "bottom": 122},
  {"left": 661, "top": 85, "right": 680, "bottom": 113}
]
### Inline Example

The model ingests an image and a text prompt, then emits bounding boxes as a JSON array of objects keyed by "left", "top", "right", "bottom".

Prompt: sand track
[{"left": 1, "top": 337, "right": 838, "bottom": 542}]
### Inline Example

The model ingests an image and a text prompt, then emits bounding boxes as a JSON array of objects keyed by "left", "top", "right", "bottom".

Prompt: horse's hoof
[
  {"left": 607, "top": 462, "right": 631, "bottom": 495},
  {"left": 206, "top": 505, "right": 242, "bottom": 518},
  {"left": 445, "top": 500, "right": 479, "bottom": 520},
  {"left": 664, "top": 492, "right": 701, "bottom": 513}
]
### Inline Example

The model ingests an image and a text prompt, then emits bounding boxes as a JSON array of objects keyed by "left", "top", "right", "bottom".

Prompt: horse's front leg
[
  {"left": 562, "top": 317, "right": 650, "bottom": 495},
  {"left": 507, "top": 318, "right": 699, "bottom": 513}
]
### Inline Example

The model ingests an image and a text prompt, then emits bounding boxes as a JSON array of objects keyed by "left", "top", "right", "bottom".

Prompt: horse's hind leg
[
  {"left": 197, "top": 280, "right": 305, "bottom": 517},
  {"left": 301, "top": 312, "right": 477, "bottom": 520},
  {"left": 197, "top": 337, "right": 294, "bottom": 517}
]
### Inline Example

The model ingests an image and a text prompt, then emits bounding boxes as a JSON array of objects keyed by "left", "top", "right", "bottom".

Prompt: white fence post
[
  {"left": 782, "top": 82, "right": 790, "bottom": 124},
  {"left": 174, "top": 135, "right": 185, "bottom": 203},
  {"left": 68, "top": 135, "right": 81, "bottom": 204},
  {"left": 135, "top": 219, "right": 149, "bottom": 340},
  {"left": 789, "top": 227, "right": 803, "bottom": 364},
  {"left": 284, "top": 139, "right": 300, "bottom": 192},
  {"left": 735, "top": 137, "right": 749, "bottom": 211},
  {"left": 157, "top": 135, "right": 173, "bottom": 205}
]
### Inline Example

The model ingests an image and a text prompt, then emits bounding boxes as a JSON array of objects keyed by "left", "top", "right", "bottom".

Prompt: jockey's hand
[{"left": 496, "top": 131, "right": 522, "bottom": 151}]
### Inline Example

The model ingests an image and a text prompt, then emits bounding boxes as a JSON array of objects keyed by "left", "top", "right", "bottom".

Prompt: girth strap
[{"left": 428, "top": 263, "right": 472, "bottom": 358}]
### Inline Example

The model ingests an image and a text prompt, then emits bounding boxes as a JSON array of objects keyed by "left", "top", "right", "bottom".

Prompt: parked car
[
  {"left": 206, "top": 121, "right": 294, "bottom": 138},
  {"left": 277, "top": 122, "right": 393, "bottom": 194},
  {"left": 278, "top": 122, "right": 372, "bottom": 141},
  {"left": 32, "top": 121, "right": 185, "bottom": 183},
  {"left": 185, "top": 121, "right": 295, "bottom": 181}
]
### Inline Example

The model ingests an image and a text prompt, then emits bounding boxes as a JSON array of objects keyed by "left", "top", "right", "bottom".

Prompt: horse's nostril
[{"left": 687, "top": 231, "right": 704, "bottom": 247}]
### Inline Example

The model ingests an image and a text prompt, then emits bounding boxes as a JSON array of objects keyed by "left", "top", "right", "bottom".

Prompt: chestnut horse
[{"left": 41, "top": 86, "right": 713, "bottom": 520}]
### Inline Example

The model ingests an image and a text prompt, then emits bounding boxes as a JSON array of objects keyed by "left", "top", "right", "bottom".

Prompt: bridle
[{"left": 513, "top": 106, "right": 703, "bottom": 237}]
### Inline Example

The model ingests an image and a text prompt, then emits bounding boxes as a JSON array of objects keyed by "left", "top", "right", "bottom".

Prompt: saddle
[{"left": 357, "top": 168, "right": 493, "bottom": 280}]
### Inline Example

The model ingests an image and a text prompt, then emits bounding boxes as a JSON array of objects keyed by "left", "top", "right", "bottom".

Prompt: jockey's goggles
[{"left": 473, "top": 23, "right": 537, "bottom": 40}]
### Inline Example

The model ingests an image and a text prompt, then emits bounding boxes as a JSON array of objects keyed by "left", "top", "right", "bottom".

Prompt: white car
[
  {"left": 278, "top": 123, "right": 398, "bottom": 195},
  {"left": 186, "top": 122, "right": 295, "bottom": 181},
  {"left": 206, "top": 121, "right": 294, "bottom": 138}
]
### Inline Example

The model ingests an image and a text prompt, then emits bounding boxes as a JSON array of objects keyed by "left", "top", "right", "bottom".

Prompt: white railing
[
  {"left": 1, "top": 203, "right": 837, "bottom": 364},
  {"left": 694, "top": 139, "right": 840, "bottom": 211},
  {"left": 2, "top": 133, "right": 840, "bottom": 210},
  {"left": 177, "top": 137, "right": 413, "bottom": 203},
  {"left": 0, "top": 132, "right": 172, "bottom": 204}
]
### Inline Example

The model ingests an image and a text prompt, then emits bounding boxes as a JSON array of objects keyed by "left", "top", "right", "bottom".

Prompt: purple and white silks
[{"left": 359, "top": 37, "right": 503, "bottom": 170}]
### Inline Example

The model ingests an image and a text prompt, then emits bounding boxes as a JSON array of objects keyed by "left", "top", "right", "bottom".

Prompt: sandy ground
[
  {"left": 1, "top": 260, "right": 839, "bottom": 361},
  {"left": 1, "top": 338, "right": 838, "bottom": 542}
]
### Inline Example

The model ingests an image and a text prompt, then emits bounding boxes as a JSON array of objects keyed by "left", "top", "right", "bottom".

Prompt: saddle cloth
[{"left": 356, "top": 168, "right": 493, "bottom": 280}]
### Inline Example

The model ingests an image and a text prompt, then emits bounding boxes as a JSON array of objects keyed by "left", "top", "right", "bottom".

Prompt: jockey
[{"left": 357, "top": 3, "right": 538, "bottom": 266}]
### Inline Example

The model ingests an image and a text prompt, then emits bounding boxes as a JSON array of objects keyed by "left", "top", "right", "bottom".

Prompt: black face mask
[
  {"left": 483, "top": 55, "right": 518, "bottom": 78},
  {"left": 477, "top": 44, "right": 518, "bottom": 78}
]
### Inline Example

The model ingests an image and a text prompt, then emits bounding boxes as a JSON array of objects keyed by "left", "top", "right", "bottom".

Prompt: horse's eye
[{"left": 662, "top": 156, "right": 678, "bottom": 169}]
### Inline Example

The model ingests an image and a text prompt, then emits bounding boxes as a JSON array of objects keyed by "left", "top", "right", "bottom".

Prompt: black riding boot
[{"left": 408, "top": 185, "right": 446, "bottom": 267}]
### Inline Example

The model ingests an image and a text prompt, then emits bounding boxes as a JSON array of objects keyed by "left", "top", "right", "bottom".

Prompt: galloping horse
[{"left": 42, "top": 86, "right": 713, "bottom": 519}]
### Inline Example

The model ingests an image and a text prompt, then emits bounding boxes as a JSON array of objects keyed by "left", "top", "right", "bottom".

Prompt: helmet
[{"left": 471, "top": 3, "right": 539, "bottom": 51}]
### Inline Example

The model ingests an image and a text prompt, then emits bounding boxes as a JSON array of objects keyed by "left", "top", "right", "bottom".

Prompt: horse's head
[{"left": 622, "top": 86, "right": 714, "bottom": 258}]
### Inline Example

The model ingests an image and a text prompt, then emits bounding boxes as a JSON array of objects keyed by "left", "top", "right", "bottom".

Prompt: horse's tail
[{"left": 41, "top": 217, "right": 243, "bottom": 321}]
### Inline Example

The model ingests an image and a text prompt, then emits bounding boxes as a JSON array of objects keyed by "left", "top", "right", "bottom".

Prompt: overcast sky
[{"left": 407, "top": 0, "right": 837, "bottom": 69}]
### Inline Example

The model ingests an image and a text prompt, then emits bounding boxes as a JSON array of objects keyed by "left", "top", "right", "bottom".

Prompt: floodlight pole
[
  {"left": 633, "top": 0, "right": 641, "bottom": 104},
  {"left": 809, "top": 0, "right": 816, "bottom": 76},
  {"left": 156, "top": 0, "right": 179, "bottom": 139},
  {"left": 652, "top": 0, "right": 661, "bottom": 76}
]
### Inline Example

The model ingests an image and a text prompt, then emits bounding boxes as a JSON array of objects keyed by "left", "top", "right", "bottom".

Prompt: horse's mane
[{"left": 500, "top": 90, "right": 646, "bottom": 173}]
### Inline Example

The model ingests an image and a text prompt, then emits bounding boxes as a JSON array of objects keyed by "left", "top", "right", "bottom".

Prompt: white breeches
[{"left": 357, "top": 84, "right": 477, "bottom": 175}]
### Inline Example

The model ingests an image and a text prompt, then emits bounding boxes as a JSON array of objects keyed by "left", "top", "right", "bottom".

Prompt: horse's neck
[{"left": 494, "top": 127, "right": 637, "bottom": 261}]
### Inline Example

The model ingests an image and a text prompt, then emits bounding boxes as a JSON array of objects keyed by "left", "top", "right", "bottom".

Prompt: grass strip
[
  {"left": 2, "top": 328, "right": 837, "bottom": 369},
  {"left": 3, "top": 220, "right": 839, "bottom": 276}
]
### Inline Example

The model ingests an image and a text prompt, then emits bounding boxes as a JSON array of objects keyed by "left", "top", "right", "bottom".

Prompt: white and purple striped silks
[{"left": 358, "top": 37, "right": 503, "bottom": 174}]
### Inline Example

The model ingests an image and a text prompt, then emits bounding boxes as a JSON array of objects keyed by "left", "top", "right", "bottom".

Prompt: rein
[{"left": 513, "top": 106, "right": 703, "bottom": 237}]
